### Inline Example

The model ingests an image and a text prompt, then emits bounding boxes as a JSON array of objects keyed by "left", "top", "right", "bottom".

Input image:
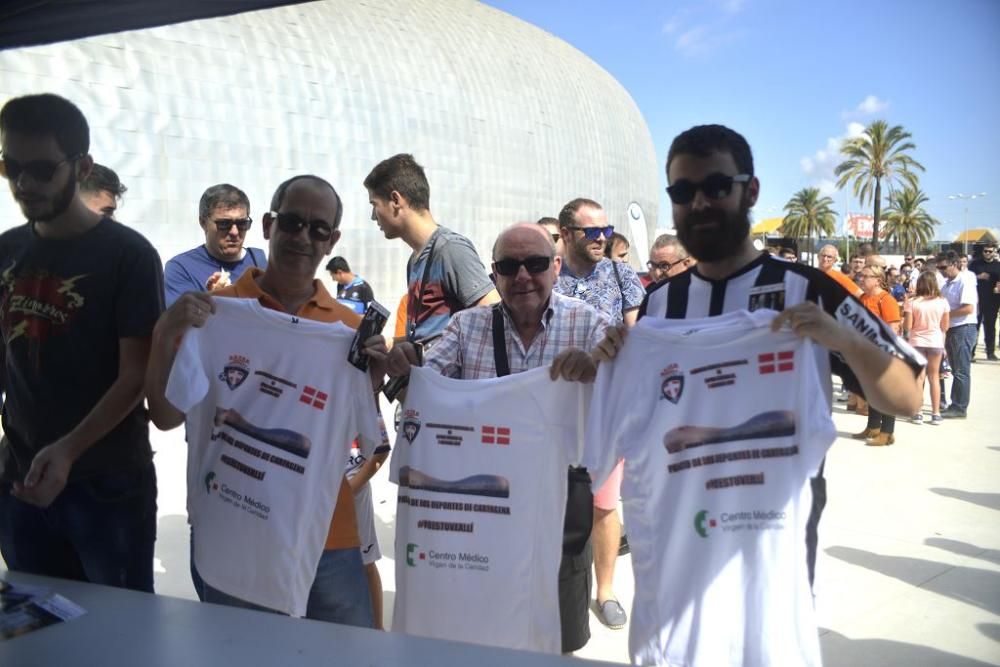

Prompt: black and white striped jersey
[{"left": 640, "top": 253, "right": 925, "bottom": 395}]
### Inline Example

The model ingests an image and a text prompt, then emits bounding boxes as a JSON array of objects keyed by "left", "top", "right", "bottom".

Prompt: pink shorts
[{"left": 593, "top": 459, "right": 624, "bottom": 511}]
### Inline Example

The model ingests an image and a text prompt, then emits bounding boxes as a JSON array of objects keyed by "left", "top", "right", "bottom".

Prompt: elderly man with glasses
[
  {"left": 163, "top": 183, "right": 267, "bottom": 306},
  {"left": 645, "top": 233, "right": 694, "bottom": 287},
  {"left": 384, "top": 222, "right": 607, "bottom": 653}
]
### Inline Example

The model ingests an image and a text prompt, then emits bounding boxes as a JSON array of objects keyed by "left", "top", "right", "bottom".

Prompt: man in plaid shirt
[{"left": 385, "top": 222, "right": 608, "bottom": 653}]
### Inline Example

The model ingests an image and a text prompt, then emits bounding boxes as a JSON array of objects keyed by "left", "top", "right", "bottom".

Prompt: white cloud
[
  {"left": 800, "top": 123, "right": 870, "bottom": 197},
  {"left": 841, "top": 95, "right": 889, "bottom": 119},
  {"left": 663, "top": 3, "right": 745, "bottom": 57}
]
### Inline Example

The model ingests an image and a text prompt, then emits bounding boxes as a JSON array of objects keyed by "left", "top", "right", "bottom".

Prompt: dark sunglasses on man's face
[
  {"left": 0, "top": 154, "right": 82, "bottom": 183},
  {"left": 272, "top": 211, "right": 335, "bottom": 241},
  {"left": 666, "top": 173, "right": 751, "bottom": 205},
  {"left": 212, "top": 217, "right": 252, "bottom": 233},
  {"left": 493, "top": 255, "right": 552, "bottom": 276},
  {"left": 564, "top": 225, "right": 614, "bottom": 242}
]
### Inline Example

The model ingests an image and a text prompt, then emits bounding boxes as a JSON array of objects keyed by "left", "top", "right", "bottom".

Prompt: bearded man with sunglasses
[
  {"left": 163, "top": 183, "right": 267, "bottom": 306},
  {"left": 382, "top": 222, "right": 607, "bottom": 653},
  {"left": 0, "top": 93, "right": 163, "bottom": 591},
  {"left": 596, "top": 124, "right": 924, "bottom": 588}
]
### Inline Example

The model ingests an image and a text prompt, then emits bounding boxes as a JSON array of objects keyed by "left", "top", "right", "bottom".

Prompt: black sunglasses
[
  {"left": 550, "top": 233, "right": 561, "bottom": 243},
  {"left": 666, "top": 173, "right": 751, "bottom": 205},
  {"left": 563, "top": 225, "right": 614, "bottom": 242},
  {"left": 212, "top": 217, "right": 252, "bottom": 233},
  {"left": 493, "top": 255, "right": 552, "bottom": 276},
  {"left": 0, "top": 153, "right": 82, "bottom": 183},
  {"left": 272, "top": 211, "right": 336, "bottom": 241}
]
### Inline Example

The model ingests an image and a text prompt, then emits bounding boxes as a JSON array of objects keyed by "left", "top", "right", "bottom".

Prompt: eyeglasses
[
  {"left": 937, "top": 265, "right": 949, "bottom": 272},
  {"left": 564, "top": 225, "right": 614, "bottom": 242},
  {"left": 211, "top": 217, "right": 252, "bottom": 233},
  {"left": 666, "top": 173, "right": 750, "bottom": 205},
  {"left": 272, "top": 211, "right": 336, "bottom": 241},
  {"left": 0, "top": 153, "right": 82, "bottom": 183},
  {"left": 493, "top": 255, "right": 552, "bottom": 276},
  {"left": 647, "top": 258, "right": 686, "bottom": 272}
]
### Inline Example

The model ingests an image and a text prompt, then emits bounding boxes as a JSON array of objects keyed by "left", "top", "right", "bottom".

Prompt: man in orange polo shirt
[
  {"left": 817, "top": 244, "right": 862, "bottom": 297},
  {"left": 145, "top": 174, "right": 386, "bottom": 626}
]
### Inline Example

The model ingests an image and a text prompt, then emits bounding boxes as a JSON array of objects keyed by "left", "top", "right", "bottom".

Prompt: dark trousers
[
  {"left": 977, "top": 296, "right": 1000, "bottom": 356},
  {"left": 866, "top": 408, "right": 897, "bottom": 434},
  {"left": 0, "top": 463, "right": 157, "bottom": 592}
]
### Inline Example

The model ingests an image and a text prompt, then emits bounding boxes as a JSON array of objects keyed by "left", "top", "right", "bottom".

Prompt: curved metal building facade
[{"left": 0, "top": 0, "right": 659, "bottom": 302}]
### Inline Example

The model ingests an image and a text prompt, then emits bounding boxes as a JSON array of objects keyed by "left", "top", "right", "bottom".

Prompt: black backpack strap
[{"left": 491, "top": 303, "right": 510, "bottom": 377}]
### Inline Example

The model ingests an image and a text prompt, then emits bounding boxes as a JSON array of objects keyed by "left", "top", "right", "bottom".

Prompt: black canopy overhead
[{"left": 0, "top": 0, "right": 317, "bottom": 51}]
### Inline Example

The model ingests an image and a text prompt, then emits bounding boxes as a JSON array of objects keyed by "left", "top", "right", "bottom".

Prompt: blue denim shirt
[{"left": 554, "top": 257, "right": 644, "bottom": 324}]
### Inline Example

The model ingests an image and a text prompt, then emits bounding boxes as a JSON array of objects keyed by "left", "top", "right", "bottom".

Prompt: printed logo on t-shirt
[
  {"left": 481, "top": 425, "right": 510, "bottom": 445},
  {"left": 694, "top": 508, "right": 788, "bottom": 537},
  {"left": 659, "top": 363, "right": 684, "bottom": 404},
  {"left": 219, "top": 354, "right": 251, "bottom": 389},
  {"left": 694, "top": 510, "right": 717, "bottom": 537},
  {"left": 404, "top": 541, "right": 490, "bottom": 571},
  {"left": 0, "top": 266, "right": 89, "bottom": 344},
  {"left": 299, "top": 385, "right": 328, "bottom": 410},
  {"left": 406, "top": 542, "right": 426, "bottom": 566},
  {"left": 757, "top": 351, "right": 794, "bottom": 374},
  {"left": 401, "top": 410, "right": 422, "bottom": 444},
  {"left": 205, "top": 471, "right": 219, "bottom": 493}
]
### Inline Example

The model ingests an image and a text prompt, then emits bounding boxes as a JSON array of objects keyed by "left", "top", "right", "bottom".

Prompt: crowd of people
[{"left": 0, "top": 91, "right": 973, "bottom": 665}]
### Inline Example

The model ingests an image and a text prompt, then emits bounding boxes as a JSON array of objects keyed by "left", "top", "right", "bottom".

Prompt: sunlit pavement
[{"left": 132, "top": 349, "right": 1000, "bottom": 665}]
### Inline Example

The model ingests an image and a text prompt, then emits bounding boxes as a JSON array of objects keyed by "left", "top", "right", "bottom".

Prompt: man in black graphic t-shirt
[{"left": 0, "top": 93, "right": 164, "bottom": 592}]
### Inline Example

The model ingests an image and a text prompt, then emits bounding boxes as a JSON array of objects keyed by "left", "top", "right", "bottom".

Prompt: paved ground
[{"left": 11, "top": 348, "right": 1000, "bottom": 664}]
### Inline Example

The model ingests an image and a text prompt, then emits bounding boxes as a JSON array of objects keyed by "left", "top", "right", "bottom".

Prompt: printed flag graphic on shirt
[
  {"left": 758, "top": 351, "right": 794, "bottom": 374},
  {"left": 481, "top": 425, "right": 511, "bottom": 445}
]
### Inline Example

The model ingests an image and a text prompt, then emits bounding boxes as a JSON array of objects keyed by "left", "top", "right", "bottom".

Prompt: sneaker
[
  {"left": 911, "top": 413, "right": 923, "bottom": 424},
  {"left": 836, "top": 390, "right": 849, "bottom": 402},
  {"left": 596, "top": 599, "right": 628, "bottom": 629},
  {"left": 988, "top": 354, "right": 999, "bottom": 361},
  {"left": 930, "top": 414, "right": 943, "bottom": 425},
  {"left": 941, "top": 407, "right": 967, "bottom": 419},
  {"left": 618, "top": 534, "right": 631, "bottom": 556}
]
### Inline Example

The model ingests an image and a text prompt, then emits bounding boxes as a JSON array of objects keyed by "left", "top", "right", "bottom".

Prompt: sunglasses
[
  {"left": 272, "top": 211, "right": 336, "bottom": 241},
  {"left": 0, "top": 154, "right": 82, "bottom": 183},
  {"left": 212, "top": 217, "right": 252, "bottom": 233},
  {"left": 564, "top": 225, "right": 614, "bottom": 242},
  {"left": 550, "top": 233, "right": 561, "bottom": 243},
  {"left": 666, "top": 173, "right": 750, "bottom": 205},
  {"left": 493, "top": 255, "right": 552, "bottom": 276}
]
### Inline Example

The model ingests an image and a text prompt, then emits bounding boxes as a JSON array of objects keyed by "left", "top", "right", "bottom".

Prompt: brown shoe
[
  {"left": 852, "top": 428, "right": 880, "bottom": 440},
  {"left": 865, "top": 433, "right": 895, "bottom": 447}
]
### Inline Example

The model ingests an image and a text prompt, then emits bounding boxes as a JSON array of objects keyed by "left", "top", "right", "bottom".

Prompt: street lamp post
[{"left": 947, "top": 192, "right": 988, "bottom": 255}]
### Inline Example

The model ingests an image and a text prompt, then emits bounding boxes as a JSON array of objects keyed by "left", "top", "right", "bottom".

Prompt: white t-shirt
[
  {"left": 166, "top": 298, "right": 381, "bottom": 616},
  {"left": 584, "top": 309, "right": 836, "bottom": 667},
  {"left": 390, "top": 366, "right": 588, "bottom": 653}
]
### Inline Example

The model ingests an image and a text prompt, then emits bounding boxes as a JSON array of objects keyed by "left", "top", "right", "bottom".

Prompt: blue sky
[{"left": 484, "top": 0, "right": 1000, "bottom": 240}]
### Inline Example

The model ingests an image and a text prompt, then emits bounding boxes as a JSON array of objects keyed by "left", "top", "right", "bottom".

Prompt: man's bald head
[{"left": 493, "top": 222, "right": 555, "bottom": 260}]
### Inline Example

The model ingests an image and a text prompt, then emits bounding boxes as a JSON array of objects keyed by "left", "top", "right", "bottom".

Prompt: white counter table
[{"left": 0, "top": 570, "right": 619, "bottom": 667}]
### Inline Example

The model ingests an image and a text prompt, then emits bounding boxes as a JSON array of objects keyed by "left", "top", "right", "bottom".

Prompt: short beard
[
  {"left": 32, "top": 173, "right": 77, "bottom": 223},
  {"left": 676, "top": 200, "right": 752, "bottom": 263}
]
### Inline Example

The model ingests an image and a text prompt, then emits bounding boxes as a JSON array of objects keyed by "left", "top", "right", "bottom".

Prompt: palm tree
[
  {"left": 782, "top": 187, "right": 837, "bottom": 265},
  {"left": 882, "top": 186, "right": 939, "bottom": 254},
  {"left": 835, "top": 120, "right": 925, "bottom": 251}
]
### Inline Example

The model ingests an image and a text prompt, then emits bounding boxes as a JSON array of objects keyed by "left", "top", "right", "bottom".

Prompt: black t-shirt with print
[{"left": 0, "top": 219, "right": 164, "bottom": 483}]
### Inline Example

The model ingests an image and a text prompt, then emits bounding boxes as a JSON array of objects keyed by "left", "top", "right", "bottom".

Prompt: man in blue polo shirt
[{"left": 163, "top": 183, "right": 266, "bottom": 306}]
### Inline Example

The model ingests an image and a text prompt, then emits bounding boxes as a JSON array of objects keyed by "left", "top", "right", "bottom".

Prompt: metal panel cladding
[{"left": 0, "top": 0, "right": 659, "bottom": 303}]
